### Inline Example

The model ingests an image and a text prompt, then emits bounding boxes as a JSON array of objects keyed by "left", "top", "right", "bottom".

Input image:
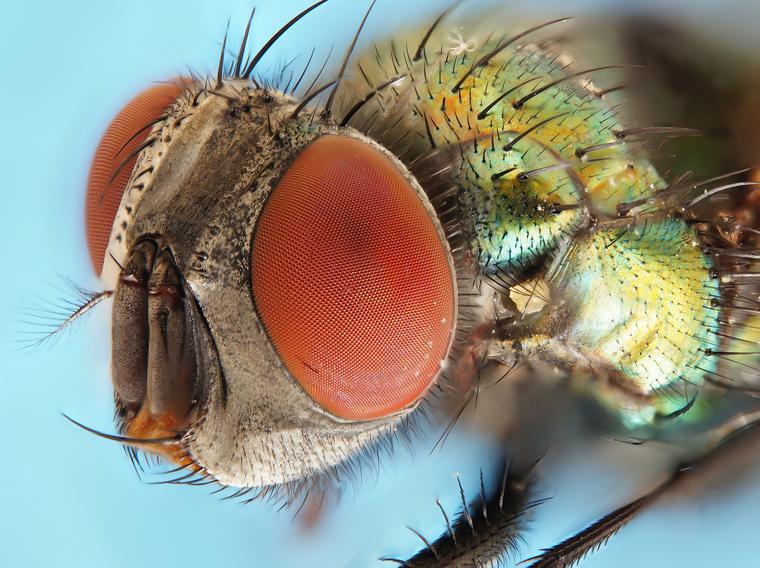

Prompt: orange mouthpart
[{"left": 125, "top": 407, "right": 196, "bottom": 469}]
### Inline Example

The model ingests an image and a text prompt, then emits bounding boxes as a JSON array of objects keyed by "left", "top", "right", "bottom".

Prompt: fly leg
[
  {"left": 525, "top": 407, "right": 760, "bottom": 568},
  {"left": 381, "top": 456, "right": 544, "bottom": 568}
]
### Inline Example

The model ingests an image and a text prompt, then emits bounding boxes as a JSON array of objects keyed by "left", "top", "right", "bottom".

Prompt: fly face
[{"left": 84, "top": 78, "right": 457, "bottom": 488}]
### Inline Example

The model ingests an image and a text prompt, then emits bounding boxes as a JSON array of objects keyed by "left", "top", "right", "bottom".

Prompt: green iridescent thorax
[
  {"left": 412, "top": 40, "right": 666, "bottom": 275},
  {"left": 342, "top": 27, "right": 724, "bottom": 426}
]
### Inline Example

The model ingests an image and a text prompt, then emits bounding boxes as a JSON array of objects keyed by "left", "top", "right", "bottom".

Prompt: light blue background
[{"left": 2, "top": 1, "right": 760, "bottom": 566}]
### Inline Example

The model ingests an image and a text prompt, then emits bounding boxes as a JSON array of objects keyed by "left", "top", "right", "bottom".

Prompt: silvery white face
[{"left": 84, "top": 68, "right": 460, "bottom": 493}]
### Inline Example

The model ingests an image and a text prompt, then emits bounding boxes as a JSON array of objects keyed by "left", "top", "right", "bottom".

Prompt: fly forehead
[
  {"left": 100, "top": 85, "right": 195, "bottom": 287},
  {"left": 180, "top": 121, "right": 326, "bottom": 292},
  {"left": 103, "top": 81, "right": 293, "bottom": 285}
]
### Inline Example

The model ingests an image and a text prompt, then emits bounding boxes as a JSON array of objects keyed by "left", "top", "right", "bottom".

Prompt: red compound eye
[
  {"left": 85, "top": 82, "right": 186, "bottom": 275},
  {"left": 251, "top": 135, "right": 455, "bottom": 420}
]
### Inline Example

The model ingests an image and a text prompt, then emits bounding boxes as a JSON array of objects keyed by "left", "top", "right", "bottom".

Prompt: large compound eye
[
  {"left": 85, "top": 82, "right": 186, "bottom": 275},
  {"left": 251, "top": 136, "right": 456, "bottom": 421}
]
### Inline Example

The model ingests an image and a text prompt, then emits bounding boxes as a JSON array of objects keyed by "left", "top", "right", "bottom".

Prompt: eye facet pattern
[{"left": 251, "top": 135, "right": 455, "bottom": 421}]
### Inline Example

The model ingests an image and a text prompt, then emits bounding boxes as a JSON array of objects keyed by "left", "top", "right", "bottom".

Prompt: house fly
[{"left": 44, "top": 1, "right": 760, "bottom": 566}]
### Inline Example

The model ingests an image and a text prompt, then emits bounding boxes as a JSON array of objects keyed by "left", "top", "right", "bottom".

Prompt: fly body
[{"left": 54, "top": 2, "right": 760, "bottom": 566}]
